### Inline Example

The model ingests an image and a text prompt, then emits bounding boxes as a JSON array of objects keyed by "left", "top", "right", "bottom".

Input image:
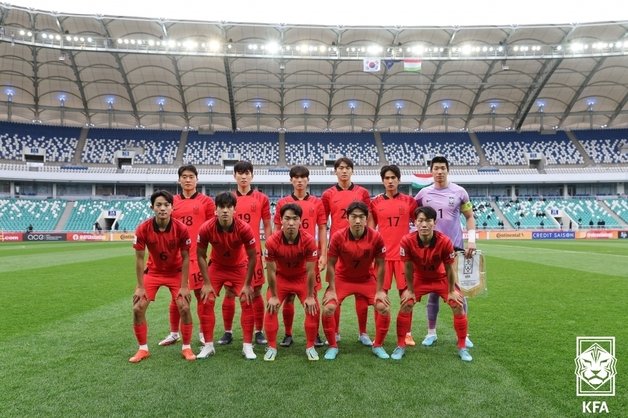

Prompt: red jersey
[
  {"left": 370, "top": 192, "right": 418, "bottom": 261},
  {"left": 235, "top": 189, "right": 271, "bottom": 248},
  {"left": 265, "top": 230, "right": 318, "bottom": 280},
  {"left": 400, "top": 230, "right": 456, "bottom": 283},
  {"left": 133, "top": 218, "right": 191, "bottom": 276},
  {"left": 197, "top": 217, "right": 256, "bottom": 268},
  {"left": 273, "top": 193, "right": 326, "bottom": 240},
  {"left": 321, "top": 183, "right": 371, "bottom": 238},
  {"left": 328, "top": 226, "right": 385, "bottom": 283},
  {"left": 173, "top": 192, "right": 215, "bottom": 258}
]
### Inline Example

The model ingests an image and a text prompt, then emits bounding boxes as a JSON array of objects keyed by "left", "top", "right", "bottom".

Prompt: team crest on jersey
[
  {"left": 193, "top": 206, "right": 200, "bottom": 215},
  {"left": 449, "top": 196, "right": 455, "bottom": 207},
  {"left": 250, "top": 203, "right": 257, "bottom": 212},
  {"left": 167, "top": 240, "right": 176, "bottom": 250}
]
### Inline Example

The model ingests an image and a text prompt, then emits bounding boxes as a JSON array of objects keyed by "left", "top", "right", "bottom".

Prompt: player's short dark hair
[
  {"left": 380, "top": 164, "right": 401, "bottom": 180},
  {"left": 178, "top": 164, "right": 198, "bottom": 177},
  {"left": 150, "top": 190, "right": 174, "bottom": 206},
  {"left": 414, "top": 206, "right": 437, "bottom": 220},
  {"left": 334, "top": 157, "right": 354, "bottom": 170},
  {"left": 346, "top": 201, "right": 368, "bottom": 217},
  {"left": 215, "top": 191, "right": 237, "bottom": 208},
  {"left": 289, "top": 165, "right": 310, "bottom": 178},
  {"left": 280, "top": 203, "right": 302, "bottom": 218},
  {"left": 234, "top": 161, "right": 254, "bottom": 174},
  {"left": 429, "top": 156, "right": 449, "bottom": 171}
]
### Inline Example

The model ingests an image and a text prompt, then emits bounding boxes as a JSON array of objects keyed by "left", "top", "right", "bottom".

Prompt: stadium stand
[
  {"left": 496, "top": 197, "right": 621, "bottom": 229},
  {"left": 82, "top": 128, "right": 179, "bottom": 165},
  {"left": 573, "top": 129, "right": 628, "bottom": 164},
  {"left": 0, "top": 198, "right": 66, "bottom": 231},
  {"left": 184, "top": 131, "right": 279, "bottom": 166},
  {"left": 381, "top": 132, "right": 480, "bottom": 167},
  {"left": 63, "top": 199, "right": 152, "bottom": 232},
  {"left": 603, "top": 198, "right": 628, "bottom": 224},
  {"left": 0, "top": 121, "right": 80, "bottom": 163},
  {"left": 285, "top": 132, "right": 379, "bottom": 166},
  {"left": 471, "top": 200, "right": 503, "bottom": 229},
  {"left": 476, "top": 131, "right": 583, "bottom": 165},
  {"left": 496, "top": 199, "right": 557, "bottom": 229}
]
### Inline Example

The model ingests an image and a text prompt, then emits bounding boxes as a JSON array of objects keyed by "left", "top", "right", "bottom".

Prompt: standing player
[
  {"left": 218, "top": 161, "right": 272, "bottom": 347},
  {"left": 196, "top": 192, "right": 258, "bottom": 359},
  {"left": 273, "top": 165, "right": 327, "bottom": 348},
  {"left": 415, "top": 156, "right": 475, "bottom": 348},
  {"left": 321, "top": 157, "right": 372, "bottom": 345},
  {"left": 368, "top": 165, "right": 418, "bottom": 346},
  {"left": 264, "top": 203, "right": 320, "bottom": 361},
  {"left": 321, "top": 201, "right": 391, "bottom": 360},
  {"left": 159, "top": 165, "right": 216, "bottom": 352},
  {"left": 129, "top": 190, "right": 195, "bottom": 363},
  {"left": 393, "top": 206, "right": 472, "bottom": 362}
]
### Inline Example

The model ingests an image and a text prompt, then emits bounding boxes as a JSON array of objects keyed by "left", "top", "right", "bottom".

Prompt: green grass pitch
[{"left": 0, "top": 240, "right": 626, "bottom": 417}]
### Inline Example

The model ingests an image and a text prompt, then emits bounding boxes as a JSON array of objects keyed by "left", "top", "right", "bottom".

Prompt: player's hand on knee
[
  {"left": 266, "top": 296, "right": 280, "bottom": 313},
  {"left": 240, "top": 285, "right": 254, "bottom": 305},
  {"left": 132, "top": 287, "right": 147, "bottom": 306},
  {"left": 447, "top": 290, "right": 464, "bottom": 308},
  {"left": 177, "top": 287, "right": 191, "bottom": 303},
  {"left": 200, "top": 284, "right": 215, "bottom": 303},
  {"left": 303, "top": 296, "right": 318, "bottom": 315},
  {"left": 322, "top": 288, "right": 337, "bottom": 306},
  {"left": 400, "top": 289, "right": 415, "bottom": 312}
]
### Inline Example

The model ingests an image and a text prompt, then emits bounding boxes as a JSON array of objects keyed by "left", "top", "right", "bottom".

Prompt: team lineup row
[{"left": 129, "top": 157, "right": 476, "bottom": 363}]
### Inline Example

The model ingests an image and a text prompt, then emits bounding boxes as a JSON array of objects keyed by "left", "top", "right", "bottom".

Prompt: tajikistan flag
[{"left": 411, "top": 173, "right": 433, "bottom": 190}]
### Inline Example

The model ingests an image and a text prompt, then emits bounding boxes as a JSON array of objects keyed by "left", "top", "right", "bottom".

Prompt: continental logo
[
  {"left": 496, "top": 232, "right": 526, "bottom": 239},
  {"left": 120, "top": 234, "right": 135, "bottom": 240}
]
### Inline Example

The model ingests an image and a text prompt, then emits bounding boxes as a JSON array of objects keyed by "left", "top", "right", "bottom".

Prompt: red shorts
[
  {"left": 334, "top": 276, "right": 376, "bottom": 306},
  {"left": 209, "top": 263, "right": 246, "bottom": 296},
  {"left": 274, "top": 276, "right": 318, "bottom": 306},
  {"left": 413, "top": 279, "right": 460, "bottom": 307},
  {"left": 384, "top": 260, "right": 405, "bottom": 291},
  {"left": 188, "top": 258, "right": 204, "bottom": 290},
  {"left": 143, "top": 272, "right": 181, "bottom": 301},
  {"left": 252, "top": 252, "right": 265, "bottom": 288}
]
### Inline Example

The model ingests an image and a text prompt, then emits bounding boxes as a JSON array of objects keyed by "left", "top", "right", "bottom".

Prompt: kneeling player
[
  {"left": 263, "top": 203, "right": 320, "bottom": 361},
  {"left": 393, "top": 206, "right": 472, "bottom": 362},
  {"left": 129, "top": 190, "right": 195, "bottom": 363},
  {"left": 322, "top": 201, "right": 391, "bottom": 360}
]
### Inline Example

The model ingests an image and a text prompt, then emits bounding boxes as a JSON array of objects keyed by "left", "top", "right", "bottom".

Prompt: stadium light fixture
[{"left": 5, "top": 88, "right": 15, "bottom": 101}]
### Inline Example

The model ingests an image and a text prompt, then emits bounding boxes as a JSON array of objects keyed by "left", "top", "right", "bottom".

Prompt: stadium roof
[{"left": 1, "top": 3, "right": 628, "bottom": 132}]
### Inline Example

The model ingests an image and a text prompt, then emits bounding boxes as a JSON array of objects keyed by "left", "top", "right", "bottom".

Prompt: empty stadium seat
[
  {"left": 285, "top": 132, "right": 378, "bottom": 166},
  {"left": 381, "top": 132, "right": 479, "bottom": 166},
  {"left": 0, "top": 121, "right": 80, "bottom": 163},
  {"left": 476, "top": 131, "right": 583, "bottom": 165},
  {"left": 184, "top": 131, "right": 279, "bottom": 166}
]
